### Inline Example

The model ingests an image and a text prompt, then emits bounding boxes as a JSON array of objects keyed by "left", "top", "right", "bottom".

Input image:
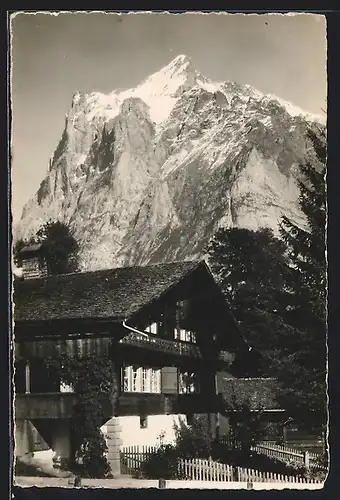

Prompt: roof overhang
[{"left": 14, "top": 316, "right": 124, "bottom": 341}]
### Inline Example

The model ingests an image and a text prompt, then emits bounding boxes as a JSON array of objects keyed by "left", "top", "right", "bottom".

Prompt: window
[
  {"left": 123, "top": 366, "right": 130, "bottom": 392},
  {"left": 132, "top": 366, "right": 140, "bottom": 392},
  {"left": 179, "top": 371, "right": 199, "bottom": 394},
  {"left": 145, "top": 322, "right": 158, "bottom": 335},
  {"left": 140, "top": 416, "right": 148, "bottom": 429},
  {"left": 174, "top": 329, "right": 196, "bottom": 343},
  {"left": 122, "top": 366, "right": 161, "bottom": 393},
  {"left": 141, "top": 368, "right": 150, "bottom": 393},
  {"left": 151, "top": 368, "right": 161, "bottom": 393},
  {"left": 60, "top": 382, "right": 74, "bottom": 393}
]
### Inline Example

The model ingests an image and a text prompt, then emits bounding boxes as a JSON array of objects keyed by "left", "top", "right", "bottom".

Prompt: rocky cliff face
[{"left": 15, "top": 55, "right": 325, "bottom": 270}]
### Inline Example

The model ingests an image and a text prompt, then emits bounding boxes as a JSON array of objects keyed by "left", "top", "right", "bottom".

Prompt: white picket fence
[
  {"left": 236, "top": 467, "right": 320, "bottom": 484},
  {"left": 178, "top": 458, "right": 233, "bottom": 481},
  {"left": 120, "top": 445, "right": 158, "bottom": 474},
  {"left": 120, "top": 446, "right": 323, "bottom": 484},
  {"left": 252, "top": 441, "right": 320, "bottom": 468}
]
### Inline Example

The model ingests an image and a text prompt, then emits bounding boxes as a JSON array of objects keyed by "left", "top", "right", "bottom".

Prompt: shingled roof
[
  {"left": 217, "top": 375, "right": 280, "bottom": 411},
  {"left": 14, "top": 260, "right": 202, "bottom": 323},
  {"left": 19, "top": 243, "right": 43, "bottom": 254}
]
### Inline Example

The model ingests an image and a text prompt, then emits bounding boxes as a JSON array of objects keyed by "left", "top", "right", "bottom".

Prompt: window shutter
[{"left": 161, "top": 367, "right": 178, "bottom": 394}]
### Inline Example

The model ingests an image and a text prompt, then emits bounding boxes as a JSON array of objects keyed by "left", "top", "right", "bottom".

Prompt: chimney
[{"left": 17, "top": 243, "right": 48, "bottom": 280}]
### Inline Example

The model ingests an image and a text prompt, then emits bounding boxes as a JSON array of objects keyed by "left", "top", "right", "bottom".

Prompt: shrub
[
  {"left": 141, "top": 444, "right": 180, "bottom": 479},
  {"left": 213, "top": 445, "right": 307, "bottom": 477},
  {"left": 141, "top": 416, "right": 213, "bottom": 479},
  {"left": 174, "top": 415, "right": 213, "bottom": 459}
]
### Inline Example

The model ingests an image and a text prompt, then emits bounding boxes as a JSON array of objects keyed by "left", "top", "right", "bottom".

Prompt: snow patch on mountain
[{"left": 15, "top": 54, "right": 325, "bottom": 270}]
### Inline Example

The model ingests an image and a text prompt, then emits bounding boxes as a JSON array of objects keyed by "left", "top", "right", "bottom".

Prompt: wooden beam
[{"left": 25, "top": 363, "right": 30, "bottom": 394}]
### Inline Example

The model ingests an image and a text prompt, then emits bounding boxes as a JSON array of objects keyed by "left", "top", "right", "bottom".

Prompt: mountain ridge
[{"left": 15, "top": 54, "right": 325, "bottom": 271}]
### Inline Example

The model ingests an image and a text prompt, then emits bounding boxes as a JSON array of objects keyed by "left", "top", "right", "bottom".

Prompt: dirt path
[{"left": 14, "top": 476, "right": 159, "bottom": 489}]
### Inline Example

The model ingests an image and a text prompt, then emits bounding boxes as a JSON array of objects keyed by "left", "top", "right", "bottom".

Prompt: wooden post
[
  {"left": 214, "top": 373, "right": 220, "bottom": 442},
  {"left": 74, "top": 476, "right": 81, "bottom": 487},
  {"left": 304, "top": 451, "right": 310, "bottom": 469},
  {"left": 215, "top": 412, "right": 220, "bottom": 442},
  {"left": 25, "top": 362, "right": 30, "bottom": 394},
  {"left": 158, "top": 478, "right": 166, "bottom": 489}
]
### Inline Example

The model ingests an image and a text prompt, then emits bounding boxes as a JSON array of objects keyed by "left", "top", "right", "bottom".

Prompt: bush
[
  {"left": 227, "top": 400, "right": 268, "bottom": 454},
  {"left": 174, "top": 415, "right": 213, "bottom": 459},
  {"left": 141, "top": 416, "right": 213, "bottom": 479},
  {"left": 309, "top": 453, "right": 328, "bottom": 481},
  {"left": 141, "top": 444, "right": 181, "bottom": 479},
  {"left": 212, "top": 444, "right": 307, "bottom": 477}
]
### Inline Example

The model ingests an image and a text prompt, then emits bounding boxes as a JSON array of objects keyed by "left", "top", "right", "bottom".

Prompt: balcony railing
[
  {"left": 119, "top": 332, "right": 202, "bottom": 359},
  {"left": 120, "top": 333, "right": 236, "bottom": 365}
]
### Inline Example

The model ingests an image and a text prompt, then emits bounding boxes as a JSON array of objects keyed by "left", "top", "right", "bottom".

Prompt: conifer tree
[
  {"left": 278, "top": 127, "right": 327, "bottom": 432},
  {"left": 208, "top": 227, "right": 293, "bottom": 376}
]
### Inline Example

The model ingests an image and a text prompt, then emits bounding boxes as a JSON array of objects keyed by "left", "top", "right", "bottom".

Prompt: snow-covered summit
[
  {"left": 69, "top": 55, "right": 324, "bottom": 128},
  {"left": 16, "top": 54, "right": 325, "bottom": 271},
  {"left": 71, "top": 54, "right": 199, "bottom": 125}
]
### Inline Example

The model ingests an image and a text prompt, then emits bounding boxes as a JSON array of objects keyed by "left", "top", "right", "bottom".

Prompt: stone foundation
[{"left": 105, "top": 417, "right": 122, "bottom": 476}]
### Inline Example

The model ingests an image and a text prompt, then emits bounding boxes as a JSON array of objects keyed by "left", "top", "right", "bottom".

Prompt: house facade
[{"left": 13, "top": 252, "right": 252, "bottom": 475}]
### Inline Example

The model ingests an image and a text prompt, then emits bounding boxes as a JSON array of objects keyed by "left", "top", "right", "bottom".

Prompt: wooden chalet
[
  {"left": 16, "top": 243, "right": 47, "bottom": 279},
  {"left": 14, "top": 258, "right": 253, "bottom": 475}
]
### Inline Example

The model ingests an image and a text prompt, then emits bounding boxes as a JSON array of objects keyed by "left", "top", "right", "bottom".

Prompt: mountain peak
[
  {"left": 167, "top": 54, "right": 193, "bottom": 67},
  {"left": 158, "top": 54, "right": 195, "bottom": 78},
  {"left": 16, "top": 50, "right": 324, "bottom": 269}
]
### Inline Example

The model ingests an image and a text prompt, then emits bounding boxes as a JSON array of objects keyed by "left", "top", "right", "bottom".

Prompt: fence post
[
  {"left": 158, "top": 478, "right": 167, "bottom": 489},
  {"left": 304, "top": 451, "right": 310, "bottom": 469}
]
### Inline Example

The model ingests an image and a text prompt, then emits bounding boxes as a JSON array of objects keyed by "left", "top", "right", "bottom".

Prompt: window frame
[{"left": 122, "top": 365, "right": 161, "bottom": 394}]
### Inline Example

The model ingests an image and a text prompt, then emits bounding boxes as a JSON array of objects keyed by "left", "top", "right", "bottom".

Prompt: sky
[{"left": 10, "top": 11, "right": 327, "bottom": 223}]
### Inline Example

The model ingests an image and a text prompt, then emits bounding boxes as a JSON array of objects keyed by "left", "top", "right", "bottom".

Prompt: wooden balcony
[
  {"left": 15, "top": 393, "right": 113, "bottom": 420},
  {"left": 117, "top": 393, "right": 174, "bottom": 416},
  {"left": 120, "top": 332, "right": 202, "bottom": 359},
  {"left": 15, "top": 391, "right": 223, "bottom": 420},
  {"left": 15, "top": 393, "right": 77, "bottom": 419},
  {"left": 116, "top": 392, "right": 223, "bottom": 416}
]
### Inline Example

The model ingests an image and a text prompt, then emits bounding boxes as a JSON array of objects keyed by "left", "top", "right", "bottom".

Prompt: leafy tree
[
  {"left": 227, "top": 401, "right": 267, "bottom": 454},
  {"left": 13, "top": 221, "right": 79, "bottom": 275},
  {"left": 46, "top": 354, "right": 116, "bottom": 478},
  {"left": 174, "top": 415, "right": 214, "bottom": 459},
  {"left": 208, "top": 227, "right": 293, "bottom": 375},
  {"left": 278, "top": 127, "right": 327, "bottom": 432},
  {"left": 36, "top": 220, "right": 79, "bottom": 275}
]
